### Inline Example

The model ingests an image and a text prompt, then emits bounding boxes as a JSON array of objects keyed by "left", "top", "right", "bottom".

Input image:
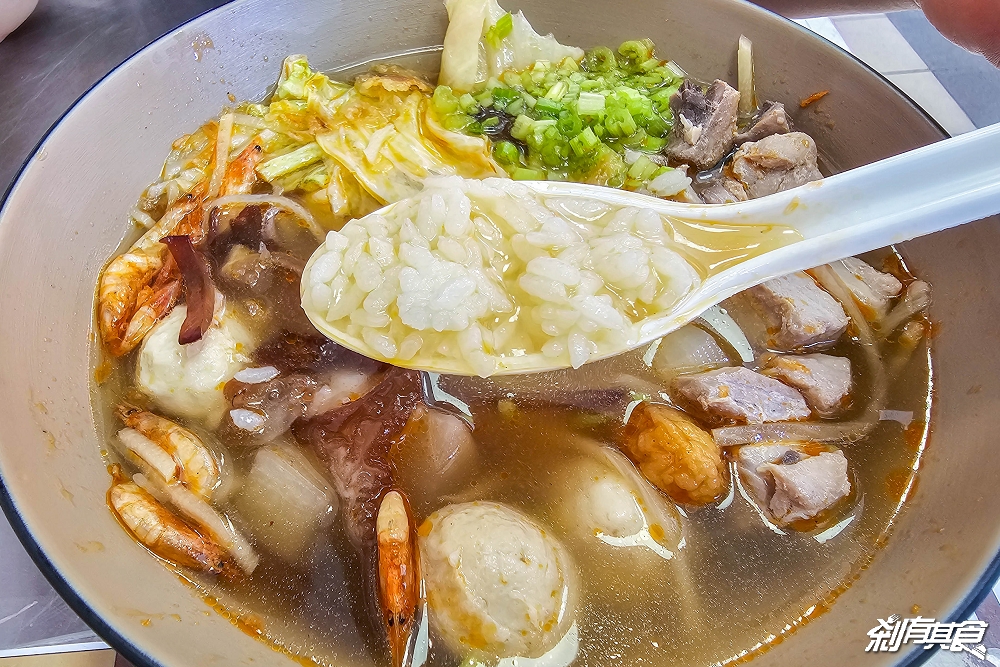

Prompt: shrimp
[
  {"left": 99, "top": 192, "right": 202, "bottom": 356},
  {"left": 117, "top": 404, "right": 220, "bottom": 499},
  {"left": 98, "top": 139, "right": 264, "bottom": 356},
  {"left": 377, "top": 490, "right": 421, "bottom": 667},
  {"left": 108, "top": 474, "right": 228, "bottom": 574},
  {"left": 220, "top": 140, "right": 263, "bottom": 196},
  {"left": 119, "top": 253, "right": 183, "bottom": 355}
]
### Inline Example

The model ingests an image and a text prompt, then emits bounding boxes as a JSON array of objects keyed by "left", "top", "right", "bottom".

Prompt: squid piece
[
  {"left": 292, "top": 368, "right": 422, "bottom": 548},
  {"left": 377, "top": 491, "right": 421, "bottom": 667},
  {"left": 108, "top": 473, "right": 228, "bottom": 575},
  {"left": 222, "top": 373, "right": 320, "bottom": 445},
  {"left": 162, "top": 235, "right": 215, "bottom": 345},
  {"left": 220, "top": 330, "right": 388, "bottom": 444},
  {"left": 253, "top": 330, "right": 385, "bottom": 377},
  {"left": 116, "top": 404, "right": 220, "bottom": 500}
]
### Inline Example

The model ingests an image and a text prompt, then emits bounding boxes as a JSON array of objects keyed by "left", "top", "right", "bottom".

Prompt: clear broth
[
  {"left": 92, "top": 262, "right": 930, "bottom": 666},
  {"left": 90, "top": 54, "right": 931, "bottom": 666}
]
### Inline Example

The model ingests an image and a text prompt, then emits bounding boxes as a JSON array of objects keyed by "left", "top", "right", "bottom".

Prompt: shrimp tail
[
  {"left": 377, "top": 490, "right": 421, "bottom": 667},
  {"left": 116, "top": 403, "right": 143, "bottom": 423}
]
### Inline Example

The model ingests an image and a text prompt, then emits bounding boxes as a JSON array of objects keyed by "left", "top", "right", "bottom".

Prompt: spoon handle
[{"left": 752, "top": 122, "right": 1000, "bottom": 278}]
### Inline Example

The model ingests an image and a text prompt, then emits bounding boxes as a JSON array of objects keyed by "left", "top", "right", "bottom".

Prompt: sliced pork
[
  {"left": 665, "top": 80, "right": 740, "bottom": 169},
  {"left": 736, "top": 444, "right": 851, "bottom": 526},
  {"left": 729, "top": 132, "right": 823, "bottom": 199},
  {"left": 764, "top": 452, "right": 851, "bottom": 524},
  {"left": 735, "top": 101, "right": 791, "bottom": 145},
  {"left": 698, "top": 176, "right": 749, "bottom": 205},
  {"left": 830, "top": 257, "right": 903, "bottom": 321},
  {"left": 672, "top": 367, "right": 811, "bottom": 425},
  {"left": 735, "top": 443, "right": 792, "bottom": 507},
  {"left": 725, "top": 272, "right": 849, "bottom": 352},
  {"left": 761, "top": 353, "right": 851, "bottom": 417}
]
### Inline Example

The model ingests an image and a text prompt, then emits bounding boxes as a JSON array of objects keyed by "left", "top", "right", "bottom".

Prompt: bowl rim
[{"left": 0, "top": 1, "right": 981, "bottom": 666}]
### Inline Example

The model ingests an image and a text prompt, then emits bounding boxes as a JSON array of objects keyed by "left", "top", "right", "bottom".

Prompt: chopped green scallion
[
  {"left": 618, "top": 39, "right": 654, "bottom": 63},
  {"left": 458, "top": 93, "right": 479, "bottom": 113},
  {"left": 641, "top": 134, "right": 668, "bottom": 152},
  {"left": 534, "top": 97, "right": 563, "bottom": 115},
  {"left": 484, "top": 12, "right": 514, "bottom": 48},
  {"left": 494, "top": 141, "right": 521, "bottom": 164},
  {"left": 505, "top": 98, "right": 525, "bottom": 116},
  {"left": 432, "top": 86, "right": 460, "bottom": 115},
  {"left": 577, "top": 92, "right": 606, "bottom": 116},
  {"left": 491, "top": 87, "right": 520, "bottom": 105},
  {"left": 512, "top": 167, "right": 547, "bottom": 180},
  {"left": 510, "top": 114, "right": 535, "bottom": 141},
  {"left": 557, "top": 113, "right": 583, "bottom": 136},
  {"left": 442, "top": 113, "right": 473, "bottom": 131},
  {"left": 583, "top": 46, "right": 617, "bottom": 73},
  {"left": 627, "top": 155, "right": 659, "bottom": 180},
  {"left": 544, "top": 81, "right": 569, "bottom": 101}
]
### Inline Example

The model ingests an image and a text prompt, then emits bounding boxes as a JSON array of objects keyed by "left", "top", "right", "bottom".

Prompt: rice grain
[{"left": 302, "top": 177, "right": 703, "bottom": 375}]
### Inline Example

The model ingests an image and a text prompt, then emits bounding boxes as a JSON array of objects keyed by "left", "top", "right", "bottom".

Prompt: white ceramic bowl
[{"left": 1, "top": 0, "right": 998, "bottom": 665}]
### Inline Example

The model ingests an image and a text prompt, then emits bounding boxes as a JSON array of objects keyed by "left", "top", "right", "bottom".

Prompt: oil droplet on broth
[{"left": 192, "top": 33, "right": 215, "bottom": 61}]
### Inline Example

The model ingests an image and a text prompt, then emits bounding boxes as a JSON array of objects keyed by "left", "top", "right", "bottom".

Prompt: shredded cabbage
[
  {"left": 143, "top": 54, "right": 502, "bottom": 226},
  {"left": 314, "top": 73, "right": 503, "bottom": 203},
  {"left": 264, "top": 56, "right": 504, "bottom": 208}
]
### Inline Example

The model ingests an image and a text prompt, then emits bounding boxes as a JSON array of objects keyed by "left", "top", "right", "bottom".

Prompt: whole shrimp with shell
[
  {"left": 108, "top": 469, "right": 231, "bottom": 575},
  {"left": 108, "top": 404, "right": 258, "bottom": 576},
  {"left": 97, "top": 138, "right": 264, "bottom": 356}
]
